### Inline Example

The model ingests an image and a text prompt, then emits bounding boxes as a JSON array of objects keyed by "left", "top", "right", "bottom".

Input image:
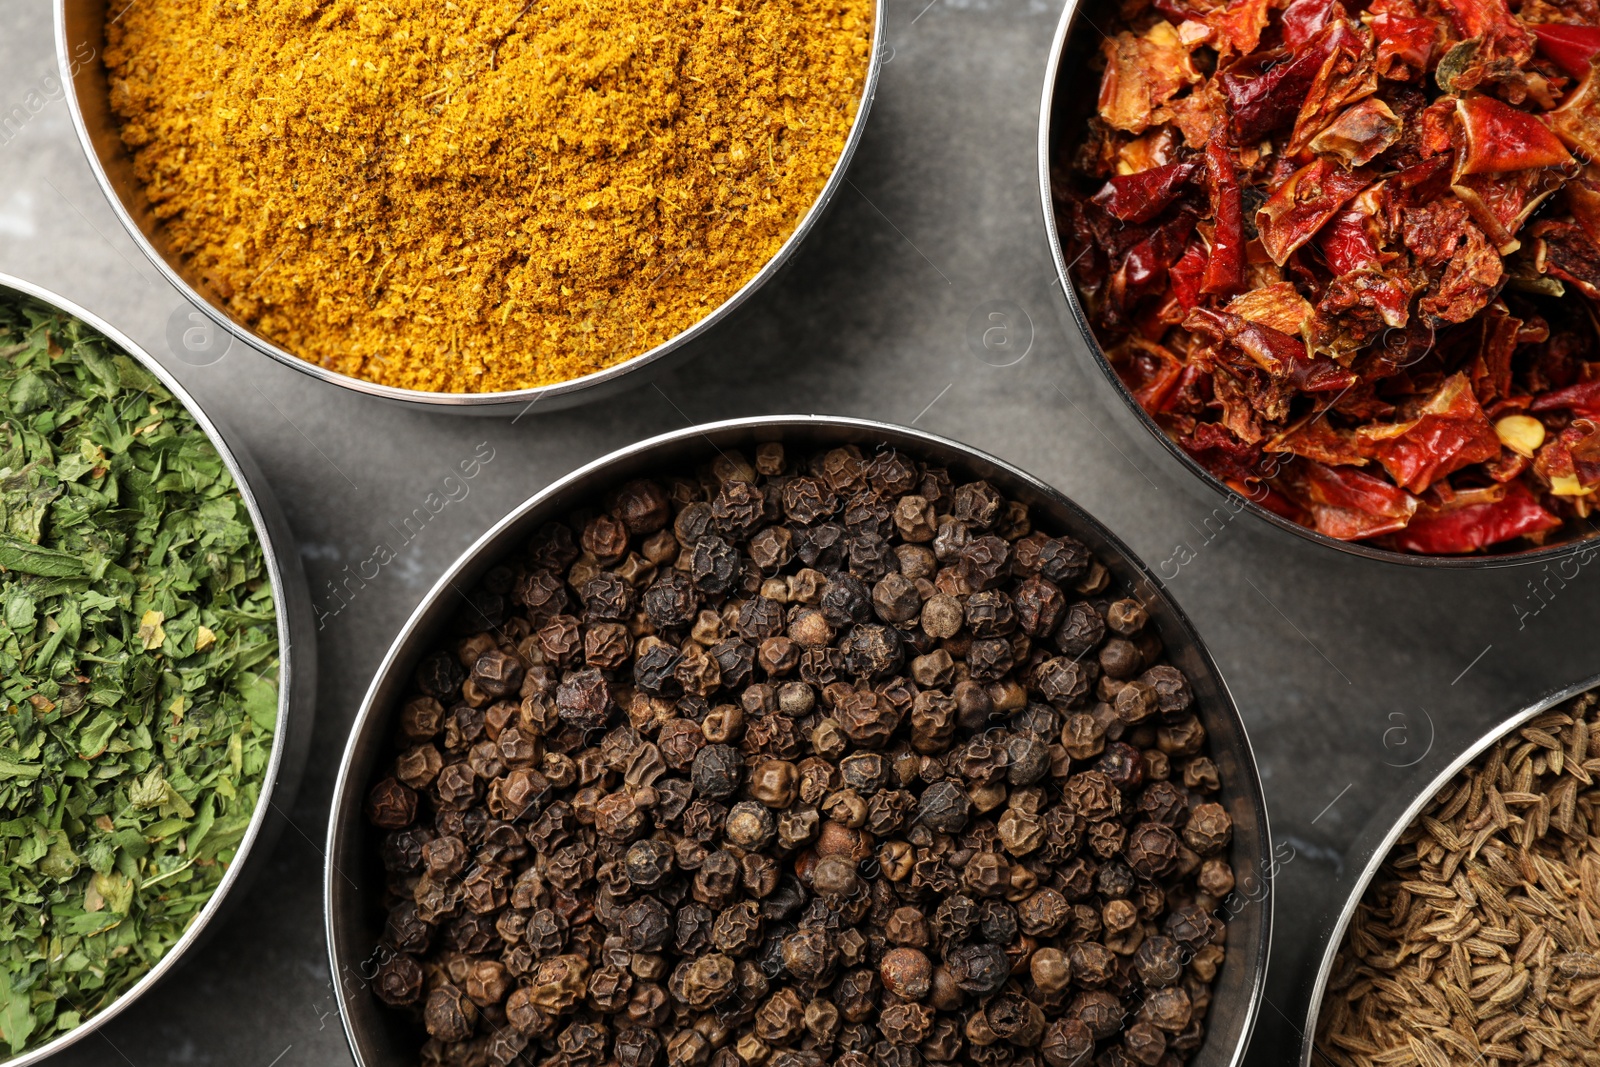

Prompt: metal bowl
[
  {"left": 54, "top": 3, "right": 884, "bottom": 416},
  {"left": 325, "top": 414, "right": 1274, "bottom": 1067},
  {"left": 1299, "top": 672, "right": 1600, "bottom": 1064},
  {"left": 0, "top": 273, "right": 317, "bottom": 1065},
  {"left": 1037, "top": 0, "right": 1594, "bottom": 569}
]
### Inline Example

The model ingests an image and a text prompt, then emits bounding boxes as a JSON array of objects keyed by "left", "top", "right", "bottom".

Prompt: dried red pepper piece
[
  {"left": 1092, "top": 162, "right": 1197, "bottom": 224},
  {"left": 1228, "top": 478, "right": 1308, "bottom": 521},
  {"left": 1318, "top": 209, "right": 1382, "bottom": 275},
  {"left": 1534, "top": 419, "right": 1600, "bottom": 494},
  {"left": 1467, "top": 301, "right": 1525, "bottom": 405},
  {"left": 1288, "top": 22, "right": 1379, "bottom": 155},
  {"left": 1548, "top": 65, "right": 1600, "bottom": 160},
  {"left": 1392, "top": 483, "right": 1561, "bottom": 552},
  {"left": 1567, "top": 177, "right": 1600, "bottom": 244},
  {"left": 1165, "top": 362, "right": 1214, "bottom": 415},
  {"left": 1438, "top": 0, "right": 1534, "bottom": 54},
  {"left": 1185, "top": 306, "right": 1359, "bottom": 392},
  {"left": 1222, "top": 24, "right": 1347, "bottom": 143},
  {"left": 1532, "top": 24, "right": 1600, "bottom": 81},
  {"left": 1309, "top": 99, "right": 1404, "bottom": 167},
  {"left": 1280, "top": 0, "right": 1341, "bottom": 50},
  {"left": 1168, "top": 239, "right": 1210, "bottom": 312},
  {"left": 1531, "top": 220, "right": 1600, "bottom": 300},
  {"left": 1206, "top": 0, "right": 1272, "bottom": 56},
  {"left": 1267, "top": 417, "right": 1370, "bottom": 466},
  {"left": 1319, "top": 269, "right": 1412, "bottom": 334},
  {"left": 1108, "top": 211, "right": 1198, "bottom": 323},
  {"left": 1371, "top": 13, "right": 1438, "bottom": 79},
  {"left": 1531, "top": 375, "right": 1600, "bottom": 419},
  {"left": 1256, "top": 159, "right": 1375, "bottom": 265},
  {"left": 1201, "top": 142, "right": 1246, "bottom": 297},
  {"left": 1416, "top": 222, "right": 1503, "bottom": 324},
  {"left": 1290, "top": 460, "right": 1420, "bottom": 540},
  {"left": 1112, "top": 338, "right": 1186, "bottom": 414},
  {"left": 1455, "top": 95, "right": 1573, "bottom": 176},
  {"left": 1356, "top": 372, "right": 1502, "bottom": 491},
  {"left": 1099, "top": 25, "right": 1203, "bottom": 134},
  {"left": 1452, "top": 168, "right": 1570, "bottom": 254},
  {"left": 1181, "top": 422, "right": 1268, "bottom": 483}
]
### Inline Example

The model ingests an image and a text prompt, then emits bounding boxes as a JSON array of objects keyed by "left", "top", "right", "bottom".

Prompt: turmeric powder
[{"left": 105, "top": 0, "right": 873, "bottom": 394}]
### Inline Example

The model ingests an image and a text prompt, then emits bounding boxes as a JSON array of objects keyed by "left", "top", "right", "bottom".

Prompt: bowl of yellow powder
[{"left": 56, "top": 0, "right": 880, "bottom": 412}]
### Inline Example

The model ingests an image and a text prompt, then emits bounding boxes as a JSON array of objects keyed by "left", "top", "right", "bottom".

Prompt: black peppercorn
[
  {"left": 375, "top": 954, "right": 425, "bottom": 1006},
  {"left": 416, "top": 651, "right": 465, "bottom": 700},
  {"left": 583, "top": 572, "right": 635, "bottom": 621},
  {"left": 368, "top": 444, "right": 1233, "bottom": 1067},
  {"left": 617, "top": 1026, "right": 664, "bottom": 1067},
  {"left": 1053, "top": 602, "right": 1104, "bottom": 659},
  {"left": 713, "top": 480, "right": 766, "bottom": 537},
  {"left": 613, "top": 479, "right": 671, "bottom": 535},
  {"left": 693, "top": 744, "right": 743, "bottom": 799},
  {"left": 644, "top": 570, "right": 700, "bottom": 629},
  {"left": 945, "top": 942, "right": 1010, "bottom": 996},
  {"left": 425, "top": 983, "right": 477, "bottom": 1042},
  {"left": 556, "top": 668, "right": 612, "bottom": 730}
]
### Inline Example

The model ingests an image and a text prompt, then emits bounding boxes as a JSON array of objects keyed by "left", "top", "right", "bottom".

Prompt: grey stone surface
[{"left": 0, "top": 0, "right": 1594, "bottom": 1063}]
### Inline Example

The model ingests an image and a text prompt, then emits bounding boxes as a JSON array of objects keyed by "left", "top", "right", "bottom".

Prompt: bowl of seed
[
  {"left": 0, "top": 275, "right": 315, "bottom": 1064},
  {"left": 325, "top": 415, "right": 1273, "bottom": 1067},
  {"left": 56, "top": 0, "right": 882, "bottom": 414},
  {"left": 1307, "top": 675, "right": 1600, "bottom": 1067}
]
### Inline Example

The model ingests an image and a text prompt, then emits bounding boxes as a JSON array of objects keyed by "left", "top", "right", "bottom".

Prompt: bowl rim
[
  {"left": 1298, "top": 670, "right": 1600, "bottom": 1064},
  {"left": 0, "top": 272, "right": 306, "bottom": 1065},
  {"left": 54, "top": 0, "right": 886, "bottom": 411},
  {"left": 324, "top": 413, "right": 1274, "bottom": 1067},
  {"left": 1035, "top": 0, "right": 1597, "bottom": 570}
]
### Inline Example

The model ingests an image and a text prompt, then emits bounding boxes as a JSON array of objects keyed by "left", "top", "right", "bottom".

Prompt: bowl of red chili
[{"left": 1040, "top": 0, "right": 1600, "bottom": 564}]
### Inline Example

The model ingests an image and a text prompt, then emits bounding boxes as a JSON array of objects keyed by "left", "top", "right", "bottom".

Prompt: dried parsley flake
[{"left": 0, "top": 291, "right": 279, "bottom": 1056}]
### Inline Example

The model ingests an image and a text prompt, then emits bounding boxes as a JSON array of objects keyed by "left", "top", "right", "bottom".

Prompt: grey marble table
[{"left": 0, "top": 0, "right": 1594, "bottom": 1063}]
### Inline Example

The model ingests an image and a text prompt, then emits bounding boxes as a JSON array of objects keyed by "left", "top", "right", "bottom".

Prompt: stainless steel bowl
[
  {"left": 325, "top": 414, "right": 1274, "bottom": 1066},
  {"left": 1037, "top": 0, "right": 1593, "bottom": 569},
  {"left": 1299, "top": 672, "right": 1600, "bottom": 1065},
  {"left": 0, "top": 274, "right": 317, "bottom": 1065},
  {"left": 54, "top": 3, "right": 884, "bottom": 416}
]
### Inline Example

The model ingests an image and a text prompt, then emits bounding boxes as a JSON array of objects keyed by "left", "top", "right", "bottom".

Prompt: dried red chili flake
[
  {"left": 1280, "top": 0, "right": 1341, "bottom": 50},
  {"left": 1092, "top": 161, "right": 1197, "bottom": 224},
  {"left": 1394, "top": 483, "right": 1560, "bottom": 553},
  {"left": 1055, "top": 0, "right": 1600, "bottom": 553},
  {"left": 1439, "top": 0, "right": 1534, "bottom": 54},
  {"left": 1357, "top": 373, "right": 1502, "bottom": 492},
  {"left": 1256, "top": 160, "right": 1375, "bottom": 266},
  {"left": 1201, "top": 142, "right": 1247, "bottom": 298},
  {"left": 1185, "top": 306, "right": 1358, "bottom": 394},
  {"left": 1456, "top": 96, "right": 1573, "bottom": 175},
  {"left": 1168, "top": 239, "right": 1210, "bottom": 312},
  {"left": 1371, "top": 11, "right": 1438, "bottom": 79},
  {"left": 1113, "top": 338, "right": 1186, "bottom": 414},
  {"left": 1532, "top": 24, "right": 1600, "bottom": 81},
  {"left": 1531, "top": 376, "right": 1600, "bottom": 419},
  {"left": 1205, "top": 0, "right": 1271, "bottom": 56},
  {"left": 1290, "top": 461, "right": 1420, "bottom": 541}
]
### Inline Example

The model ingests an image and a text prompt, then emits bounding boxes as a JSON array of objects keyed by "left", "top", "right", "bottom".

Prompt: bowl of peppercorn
[{"left": 326, "top": 415, "right": 1273, "bottom": 1067}]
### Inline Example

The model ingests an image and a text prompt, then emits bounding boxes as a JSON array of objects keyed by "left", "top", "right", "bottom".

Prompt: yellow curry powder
[{"left": 105, "top": 0, "right": 873, "bottom": 393}]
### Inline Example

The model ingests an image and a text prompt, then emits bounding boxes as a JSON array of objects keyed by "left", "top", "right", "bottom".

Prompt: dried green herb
[{"left": 0, "top": 292, "right": 278, "bottom": 1056}]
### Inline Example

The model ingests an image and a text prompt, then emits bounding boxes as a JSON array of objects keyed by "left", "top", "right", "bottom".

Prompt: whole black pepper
[
  {"left": 375, "top": 954, "right": 425, "bottom": 1006},
  {"left": 425, "top": 983, "right": 477, "bottom": 1042},
  {"left": 945, "top": 942, "right": 1010, "bottom": 996},
  {"left": 692, "top": 743, "right": 743, "bottom": 799},
  {"left": 366, "top": 445, "right": 1233, "bottom": 1067}
]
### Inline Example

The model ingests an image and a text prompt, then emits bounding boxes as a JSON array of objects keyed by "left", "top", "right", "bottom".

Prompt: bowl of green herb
[{"left": 0, "top": 275, "right": 315, "bottom": 1063}]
